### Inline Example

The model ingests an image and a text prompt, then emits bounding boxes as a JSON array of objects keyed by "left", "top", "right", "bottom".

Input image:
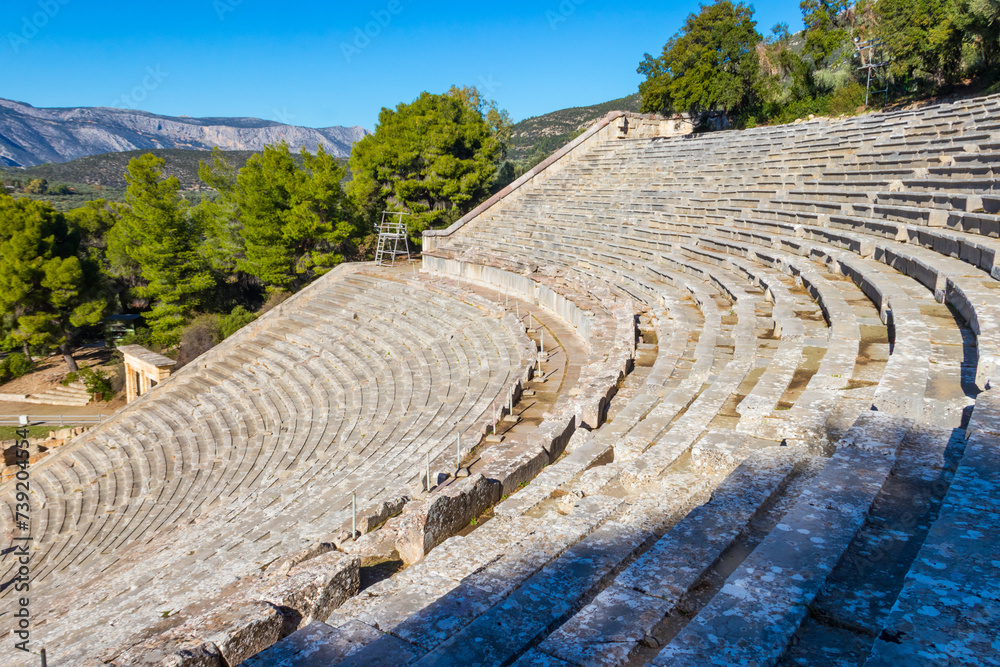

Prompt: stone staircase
[
  {"left": 29, "top": 380, "right": 91, "bottom": 406},
  {"left": 0, "top": 380, "right": 93, "bottom": 406}
]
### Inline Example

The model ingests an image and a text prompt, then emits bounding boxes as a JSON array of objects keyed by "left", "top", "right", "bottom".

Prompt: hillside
[
  {"left": 508, "top": 93, "right": 641, "bottom": 162},
  {"left": 4, "top": 148, "right": 282, "bottom": 190},
  {"left": 0, "top": 98, "right": 368, "bottom": 168},
  {"left": 0, "top": 148, "right": 348, "bottom": 210}
]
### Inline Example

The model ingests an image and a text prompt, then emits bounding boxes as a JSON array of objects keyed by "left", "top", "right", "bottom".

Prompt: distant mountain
[
  {"left": 3, "top": 148, "right": 306, "bottom": 191},
  {"left": 509, "top": 93, "right": 642, "bottom": 162},
  {"left": 0, "top": 98, "right": 368, "bottom": 168}
]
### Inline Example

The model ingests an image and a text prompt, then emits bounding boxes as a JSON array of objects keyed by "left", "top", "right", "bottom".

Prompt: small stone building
[{"left": 118, "top": 345, "right": 176, "bottom": 403}]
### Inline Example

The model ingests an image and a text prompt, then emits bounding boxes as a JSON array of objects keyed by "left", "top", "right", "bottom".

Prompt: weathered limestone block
[
  {"left": 395, "top": 473, "right": 501, "bottom": 565},
  {"left": 573, "top": 383, "right": 610, "bottom": 430},
  {"left": 480, "top": 441, "right": 549, "bottom": 497},
  {"left": 252, "top": 551, "right": 361, "bottom": 637},
  {"left": 340, "top": 521, "right": 400, "bottom": 562},
  {"left": 267, "top": 543, "right": 337, "bottom": 577},
  {"left": 526, "top": 412, "right": 576, "bottom": 460},
  {"left": 239, "top": 619, "right": 422, "bottom": 667},
  {"left": 357, "top": 495, "right": 408, "bottom": 534},
  {"left": 563, "top": 428, "right": 591, "bottom": 454},
  {"left": 183, "top": 600, "right": 283, "bottom": 667}
]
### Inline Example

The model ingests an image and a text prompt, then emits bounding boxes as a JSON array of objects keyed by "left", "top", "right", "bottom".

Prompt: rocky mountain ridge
[{"left": 0, "top": 98, "right": 368, "bottom": 168}]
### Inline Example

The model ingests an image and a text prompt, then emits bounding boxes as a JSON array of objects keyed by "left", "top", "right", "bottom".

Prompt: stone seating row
[
  {"left": 323, "top": 92, "right": 996, "bottom": 667},
  {"left": 474, "top": 151, "right": 990, "bottom": 400},
  {"left": 0, "top": 270, "right": 536, "bottom": 666}
]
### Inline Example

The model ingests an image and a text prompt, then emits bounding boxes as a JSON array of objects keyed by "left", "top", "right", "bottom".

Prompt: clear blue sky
[{"left": 1, "top": 1, "right": 804, "bottom": 130}]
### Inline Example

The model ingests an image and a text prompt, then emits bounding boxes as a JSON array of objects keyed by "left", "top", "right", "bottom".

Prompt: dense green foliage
[
  {"left": 63, "top": 366, "right": 113, "bottom": 400},
  {"left": 219, "top": 305, "right": 258, "bottom": 339},
  {"left": 349, "top": 88, "right": 506, "bottom": 238},
  {"left": 801, "top": 0, "right": 851, "bottom": 67},
  {"left": 0, "top": 353, "right": 34, "bottom": 383},
  {"left": 639, "top": 0, "right": 1000, "bottom": 128},
  {"left": 0, "top": 195, "right": 107, "bottom": 370},
  {"left": 639, "top": 1, "right": 763, "bottom": 122},
  {"left": 200, "top": 144, "right": 357, "bottom": 291},
  {"left": 108, "top": 155, "right": 215, "bottom": 346},
  {"left": 0, "top": 83, "right": 510, "bottom": 373}
]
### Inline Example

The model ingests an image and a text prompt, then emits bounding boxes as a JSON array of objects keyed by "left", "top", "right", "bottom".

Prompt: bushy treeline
[
  {"left": 0, "top": 86, "right": 512, "bottom": 368},
  {"left": 639, "top": 0, "right": 1000, "bottom": 128}
]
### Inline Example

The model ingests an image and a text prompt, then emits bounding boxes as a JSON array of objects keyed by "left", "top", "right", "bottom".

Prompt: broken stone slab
[
  {"left": 251, "top": 551, "right": 361, "bottom": 637},
  {"left": 526, "top": 412, "right": 577, "bottom": 461},
  {"left": 479, "top": 441, "right": 549, "bottom": 497},
  {"left": 266, "top": 542, "right": 338, "bottom": 577},
  {"left": 395, "top": 473, "right": 501, "bottom": 565},
  {"left": 183, "top": 600, "right": 283, "bottom": 667},
  {"left": 356, "top": 495, "right": 408, "bottom": 534}
]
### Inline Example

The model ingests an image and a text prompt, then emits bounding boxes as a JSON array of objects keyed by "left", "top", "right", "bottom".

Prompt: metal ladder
[{"left": 374, "top": 211, "right": 411, "bottom": 267}]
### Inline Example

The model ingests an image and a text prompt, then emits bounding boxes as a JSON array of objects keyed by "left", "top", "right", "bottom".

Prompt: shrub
[
  {"left": 175, "top": 314, "right": 221, "bottom": 367},
  {"left": 82, "top": 368, "right": 113, "bottom": 400},
  {"left": 261, "top": 290, "right": 292, "bottom": 315},
  {"left": 118, "top": 327, "right": 154, "bottom": 348},
  {"left": 219, "top": 306, "right": 259, "bottom": 340},
  {"left": 829, "top": 81, "right": 866, "bottom": 116},
  {"left": 64, "top": 367, "right": 114, "bottom": 400},
  {"left": 0, "top": 353, "right": 35, "bottom": 383}
]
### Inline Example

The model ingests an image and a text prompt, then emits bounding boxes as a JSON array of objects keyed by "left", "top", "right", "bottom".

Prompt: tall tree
[
  {"left": 638, "top": 0, "right": 764, "bottom": 125},
  {"left": 67, "top": 199, "right": 130, "bottom": 311},
  {"left": 108, "top": 154, "right": 214, "bottom": 346},
  {"left": 199, "top": 143, "right": 357, "bottom": 292},
  {"left": 876, "top": 0, "right": 963, "bottom": 86},
  {"left": 348, "top": 88, "right": 503, "bottom": 238},
  {"left": 0, "top": 194, "right": 107, "bottom": 371},
  {"left": 800, "top": 0, "right": 851, "bottom": 69},
  {"left": 952, "top": 0, "right": 1000, "bottom": 75}
]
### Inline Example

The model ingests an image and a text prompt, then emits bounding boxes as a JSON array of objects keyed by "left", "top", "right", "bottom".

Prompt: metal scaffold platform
[{"left": 374, "top": 211, "right": 411, "bottom": 267}]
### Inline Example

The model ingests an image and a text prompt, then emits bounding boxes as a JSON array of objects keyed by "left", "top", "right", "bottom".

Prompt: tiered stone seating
[
  {"left": 0, "top": 268, "right": 540, "bottom": 665},
  {"left": 5, "top": 94, "right": 998, "bottom": 666},
  {"left": 243, "top": 95, "right": 999, "bottom": 667}
]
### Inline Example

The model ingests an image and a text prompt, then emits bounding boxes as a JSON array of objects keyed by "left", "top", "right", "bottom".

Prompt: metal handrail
[{"left": 0, "top": 414, "right": 106, "bottom": 425}]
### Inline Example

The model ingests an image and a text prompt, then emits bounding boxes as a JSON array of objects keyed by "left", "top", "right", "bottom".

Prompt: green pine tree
[
  {"left": 198, "top": 143, "right": 357, "bottom": 292},
  {"left": 0, "top": 194, "right": 107, "bottom": 371},
  {"left": 638, "top": 0, "right": 764, "bottom": 126},
  {"left": 108, "top": 154, "right": 215, "bottom": 347},
  {"left": 348, "top": 88, "right": 504, "bottom": 239}
]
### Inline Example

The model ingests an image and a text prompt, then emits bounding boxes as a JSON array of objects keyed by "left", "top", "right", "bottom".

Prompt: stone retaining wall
[
  {"left": 423, "top": 256, "right": 595, "bottom": 349},
  {"left": 1, "top": 426, "right": 90, "bottom": 483}
]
